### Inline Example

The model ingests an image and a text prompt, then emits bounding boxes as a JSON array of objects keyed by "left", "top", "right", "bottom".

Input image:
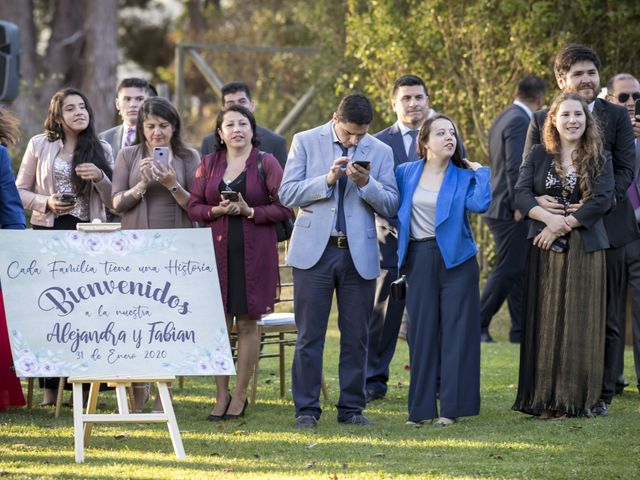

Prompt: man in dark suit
[
  {"left": 524, "top": 44, "right": 638, "bottom": 415},
  {"left": 606, "top": 73, "right": 640, "bottom": 395},
  {"left": 200, "top": 81, "right": 288, "bottom": 167},
  {"left": 480, "top": 76, "right": 545, "bottom": 344},
  {"left": 99, "top": 78, "right": 153, "bottom": 158},
  {"left": 364, "top": 75, "right": 429, "bottom": 403}
]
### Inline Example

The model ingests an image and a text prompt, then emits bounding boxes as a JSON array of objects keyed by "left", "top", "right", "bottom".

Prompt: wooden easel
[
  {"left": 67, "top": 375, "right": 185, "bottom": 463},
  {"left": 65, "top": 223, "right": 185, "bottom": 463}
]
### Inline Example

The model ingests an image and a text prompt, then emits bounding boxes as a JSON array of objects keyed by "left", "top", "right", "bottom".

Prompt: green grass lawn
[{"left": 1, "top": 306, "right": 640, "bottom": 479}]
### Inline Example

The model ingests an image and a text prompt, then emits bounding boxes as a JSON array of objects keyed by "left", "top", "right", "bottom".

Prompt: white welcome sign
[{"left": 0, "top": 229, "right": 234, "bottom": 377}]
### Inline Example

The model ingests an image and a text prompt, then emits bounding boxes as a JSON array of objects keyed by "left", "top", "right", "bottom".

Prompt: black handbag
[
  {"left": 390, "top": 275, "right": 407, "bottom": 301},
  {"left": 256, "top": 152, "right": 294, "bottom": 242}
]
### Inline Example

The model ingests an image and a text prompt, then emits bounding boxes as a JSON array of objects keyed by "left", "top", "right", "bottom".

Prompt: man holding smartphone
[
  {"left": 605, "top": 73, "right": 640, "bottom": 396},
  {"left": 279, "top": 93, "right": 398, "bottom": 428}
]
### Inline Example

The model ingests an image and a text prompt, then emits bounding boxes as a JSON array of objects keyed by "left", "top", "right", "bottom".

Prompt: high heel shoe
[
  {"left": 222, "top": 398, "right": 248, "bottom": 420},
  {"left": 207, "top": 396, "right": 232, "bottom": 422}
]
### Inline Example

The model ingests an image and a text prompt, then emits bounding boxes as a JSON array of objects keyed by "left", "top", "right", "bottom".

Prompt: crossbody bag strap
[{"left": 255, "top": 151, "right": 273, "bottom": 203}]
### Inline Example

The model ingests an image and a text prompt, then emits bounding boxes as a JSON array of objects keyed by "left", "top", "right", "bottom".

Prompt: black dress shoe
[
  {"left": 480, "top": 331, "right": 495, "bottom": 343},
  {"left": 207, "top": 395, "right": 232, "bottom": 422},
  {"left": 338, "top": 414, "right": 372, "bottom": 426},
  {"left": 294, "top": 414, "right": 318, "bottom": 429},
  {"left": 615, "top": 381, "right": 629, "bottom": 395},
  {"left": 365, "top": 389, "right": 385, "bottom": 403},
  {"left": 592, "top": 399, "right": 609, "bottom": 417},
  {"left": 222, "top": 398, "right": 248, "bottom": 420}
]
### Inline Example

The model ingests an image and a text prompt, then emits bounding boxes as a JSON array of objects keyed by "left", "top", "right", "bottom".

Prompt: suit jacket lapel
[{"left": 389, "top": 123, "right": 408, "bottom": 166}]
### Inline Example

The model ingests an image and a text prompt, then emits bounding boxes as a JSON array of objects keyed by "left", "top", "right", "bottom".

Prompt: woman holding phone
[
  {"left": 513, "top": 93, "right": 613, "bottom": 418},
  {"left": 188, "top": 104, "right": 292, "bottom": 421},
  {"left": 15, "top": 88, "right": 114, "bottom": 406},
  {"left": 395, "top": 114, "right": 491, "bottom": 426},
  {"left": 112, "top": 96, "right": 199, "bottom": 411}
]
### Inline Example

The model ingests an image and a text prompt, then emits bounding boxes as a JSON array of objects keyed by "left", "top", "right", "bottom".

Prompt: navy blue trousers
[
  {"left": 291, "top": 244, "right": 375, "bottom": 421},
  {"left": 404, "top": 240, "right": 481, "bottom": 422}
]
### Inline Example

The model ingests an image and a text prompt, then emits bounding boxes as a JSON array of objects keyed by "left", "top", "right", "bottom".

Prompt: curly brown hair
[
  {"left": 542, "top": 92, "right": 604, "bottom": 199},
  {"left": 0, "top": 109, "right": 20, "bottom": 146}
]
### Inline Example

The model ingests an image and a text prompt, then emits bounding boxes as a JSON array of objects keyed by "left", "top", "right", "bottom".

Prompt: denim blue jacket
[{"left": 396, "top": 160, "right": 491, "bottom": 269}]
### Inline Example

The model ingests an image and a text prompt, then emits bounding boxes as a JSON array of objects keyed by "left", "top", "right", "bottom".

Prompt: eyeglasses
[{"left": 614, "top": 92, "right": 640, "bottom": 103}]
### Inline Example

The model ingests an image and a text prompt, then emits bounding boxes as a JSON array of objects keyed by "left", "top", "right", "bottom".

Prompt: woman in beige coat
[{"left": 15, "top": 87, "right": 114, "bottom": 405}]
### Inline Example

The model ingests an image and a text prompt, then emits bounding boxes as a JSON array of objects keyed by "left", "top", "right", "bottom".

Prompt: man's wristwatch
[{"left": 169, "top": 184, "right": 180, "bottom": 193}]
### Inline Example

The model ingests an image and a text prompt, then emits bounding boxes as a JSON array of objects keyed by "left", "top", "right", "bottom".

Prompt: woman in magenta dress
[{"left": 0, "top": 109, "right": 27, "bottom": 411}]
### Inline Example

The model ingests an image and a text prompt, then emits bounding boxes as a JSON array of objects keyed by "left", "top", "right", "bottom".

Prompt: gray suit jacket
[
  {"left": 279, "top": 121, "right": 399, "bottom": 280},
  {"left": 99, "top": 125, "right": 125, "bottom": 161},
  {"left": 200, "top": 124, "right": 288, "bottom": 168}
]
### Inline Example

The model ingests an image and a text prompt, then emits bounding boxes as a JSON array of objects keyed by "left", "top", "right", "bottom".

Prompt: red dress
[{"left": 0, "top": 290, "right": 25, "bottom": 410}]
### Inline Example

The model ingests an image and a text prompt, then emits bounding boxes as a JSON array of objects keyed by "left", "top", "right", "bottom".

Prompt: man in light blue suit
[{"left": 279, "top": 93, "right": 399, "bottom": 428}]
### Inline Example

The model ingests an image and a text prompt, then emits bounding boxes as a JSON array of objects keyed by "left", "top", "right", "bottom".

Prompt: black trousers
[{"left": 480, "top": 217, "right": 528, "bottom": 342}]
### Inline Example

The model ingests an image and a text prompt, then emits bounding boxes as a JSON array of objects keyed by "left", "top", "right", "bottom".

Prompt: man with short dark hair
[
  {"left": 364, "top": 75, "right": 429, "bottom": 403},
  {"left": 606, "top": 72, "right": 640, "bottom": 395},
  {"left": 524, "top": 44, "right": 638, "bottom": 416},
  {"left": 99, "top": 77, "right": 153, "bottom": 158},
  {"left": 480, "top": 75, "right": 546, "bottom": 344},
  {"left": 279, "top": 93, "right": 399, "bottom": 428},
  {"left": 201, "top": 81, "right": 288, "bottom": 167}
]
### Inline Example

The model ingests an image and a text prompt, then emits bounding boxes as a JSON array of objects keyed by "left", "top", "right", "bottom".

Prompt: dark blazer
[
  {"left": 485, "top": 103, "right": 530, "bottom": 220},
  {"left": 99, "top": 125, "right": 125, "bottom": 161},
  {"left": 524, "top": 98, "right": 639, "bottom": 247},
  {"left": 374, "top": 123, "right": 409, "bottom": 267},
  {"left": 0, "top": 146, "right": 26, "bottom": 229},
  {"left": 515, "top": 144, "right": 614, "bottom": 252},
  {"left": 200, "top": 125, "right": 288, "bottom": 168}
]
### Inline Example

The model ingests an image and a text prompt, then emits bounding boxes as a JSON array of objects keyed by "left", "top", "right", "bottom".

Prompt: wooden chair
[{"left": 26, "top": 376, "right": 66, "bottom": 418}]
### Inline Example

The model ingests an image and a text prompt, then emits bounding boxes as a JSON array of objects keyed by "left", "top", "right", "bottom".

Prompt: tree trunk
[{"left": 81, "top": 0, "right": 118, "bottom": 133}]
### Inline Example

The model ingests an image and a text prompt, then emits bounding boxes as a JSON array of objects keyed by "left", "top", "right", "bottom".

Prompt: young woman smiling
[
  {"left": 513, "top": 92, "right": 614, "bottom": 418},
  {"left": 395, "top": 114, "right": 491, "bottom": 427}
]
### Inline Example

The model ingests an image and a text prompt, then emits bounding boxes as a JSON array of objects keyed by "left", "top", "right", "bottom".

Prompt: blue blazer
[
  {"left": 396, "top": 160, "right": 491, "bottom": 269},
  {"left": 0, "top": 146, "right": 26, "bottom": 230}
]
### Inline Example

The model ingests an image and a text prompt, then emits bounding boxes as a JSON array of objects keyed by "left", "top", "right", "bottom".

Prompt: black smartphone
[
  {"left": 353, "top": 160, "right": 371, "bottom": 168},
  {"left": 635, "top": 98, "right": 640, "bottom": 119},
  {"left": 59, "top": 192, "right": 77, "bottom": 203},
  {"left": 221, "top": 191, "right": 239, "bottom": 202}
]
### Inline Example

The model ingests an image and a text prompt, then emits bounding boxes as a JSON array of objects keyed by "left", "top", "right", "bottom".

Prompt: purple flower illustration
[
  {"left": 127, "top": 231, "right": 144, "bottom": 245},
  {"left": 38, "top": 361, "right": 59, "bottom": 376},
  {"left": 195, "top": 359, "right": 214, "bottom": 375},
  {"left": 213, "top": 355, "right": 233, "bottom": 373},
  {"left": 15, "top": 354, "right": 38, "bottom": 375},
  {"left": 109, "top": 236, "right": 130, "bottom": 255},
  {"left": 82, "top": 236, "right": 105, "bottom": 255},
  {"left": 65, "top": 231, "right": 83, "bottom": 246}
]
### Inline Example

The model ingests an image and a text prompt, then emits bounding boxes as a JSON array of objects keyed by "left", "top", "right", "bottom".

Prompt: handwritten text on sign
[{"left": 0, "top": 229, "right": 234, "bottom": 377}]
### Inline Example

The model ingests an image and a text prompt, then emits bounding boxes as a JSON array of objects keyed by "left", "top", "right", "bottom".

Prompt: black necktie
[
  {"left": 336, "top": 143, "right": 348, "bottom": 234},
  {"left": 407, "top": 130, "right": 419, "bottom": 162}
]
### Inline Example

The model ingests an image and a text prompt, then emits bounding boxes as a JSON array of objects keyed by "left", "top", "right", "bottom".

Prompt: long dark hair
[
  {"left": 417, "top": 114, "right": 467, "bottom": 169},
  {"left": 213, "top": 104, "right": 260, "bottom": 152},
  {"left": 136, "top": 97, "right": 190, "bottom": 159},
  {"left": 0, "top": 109, "right": 20, "bottom": 146},
  {"left": 43, "top": 88, "right": 112, "bottom": 193},
  {"left": 542, "top": 92, "right": 604, "bottom": 199}
]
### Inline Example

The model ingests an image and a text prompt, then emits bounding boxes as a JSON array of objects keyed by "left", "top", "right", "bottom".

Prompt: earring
[{"left": 220, "top": 139, "right": 224, "bottom": 144}]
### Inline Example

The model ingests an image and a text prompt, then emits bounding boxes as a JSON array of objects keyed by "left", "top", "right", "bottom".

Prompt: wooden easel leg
[
  {"left": 279, "top": 332, "right": 286, "bottom": 398},
  {"left": 55, "top": 377, "right": 65, "bottom": 418},
  {"left": 157, "top": 381, "right": 185, "bottom": 460},
  {"left": 321, "top": 374, "right": 329, "bottom": 401},
  {"left": 72, "top": 382, "right": 85, "bottom": 463},
  {"left": 178, "top": 376, "right": 184, "bottom": 389},
  {"left": 27, "top": 378, "right": 34, "bottom": 408},
  {"left": 83, "top": 381, "right": 100, "bottom": 447}
]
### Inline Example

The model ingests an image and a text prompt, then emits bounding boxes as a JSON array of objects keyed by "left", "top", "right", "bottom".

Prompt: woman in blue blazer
[{"left": 396, "top": 114, "right": 491, "bottom": 426}]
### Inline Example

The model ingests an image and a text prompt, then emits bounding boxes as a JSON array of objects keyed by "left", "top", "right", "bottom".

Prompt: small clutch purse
[{"left": 390, "top": 275, "right": 407, "bottom": 301}]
